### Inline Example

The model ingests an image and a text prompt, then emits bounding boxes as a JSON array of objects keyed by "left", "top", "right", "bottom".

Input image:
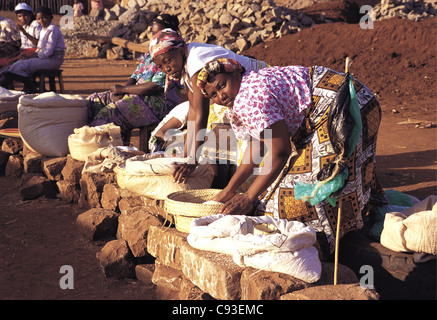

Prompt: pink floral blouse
[{"left": 226, "top": 66, "right": 312, "bottom": 141}]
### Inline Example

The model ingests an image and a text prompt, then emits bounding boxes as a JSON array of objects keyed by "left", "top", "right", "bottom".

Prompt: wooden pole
[
  {"left": 333, "top": 56, "right": 352, "bottom": 285},
  {"left": 333, "top": 192, "right": 343, "bottom": 285},
  {"left": 76, "top": 34, "right": 149, "bottom": 53}
]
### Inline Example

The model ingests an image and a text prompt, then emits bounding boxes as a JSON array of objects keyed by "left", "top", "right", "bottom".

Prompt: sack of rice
[
  {"left": 0, "top": 86, "right": 24, "bottom": 113},
  {"left": 122, "top": 157, "right": 214, "bottom": 200},
  {"left": 68, "top": 123, "right": 123, "bottom": 161},
  {"left": 18, "top": 92, "right": 87, "bottom": 157}
]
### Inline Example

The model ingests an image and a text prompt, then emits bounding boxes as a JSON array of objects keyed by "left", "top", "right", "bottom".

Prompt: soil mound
[{"left": 244, "top": 18, "right": 437, "bottom": 118}]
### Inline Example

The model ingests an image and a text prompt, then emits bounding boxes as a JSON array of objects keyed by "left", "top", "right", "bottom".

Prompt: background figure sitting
[
  {"left": 0, "top": 6, "right": 65, "bottom": 93},
  {"left": 0, "top": 3, "right": 42, "bottom": 68},
  {"left": 86, "top": 14, "right": 181, "bottom": 144}
]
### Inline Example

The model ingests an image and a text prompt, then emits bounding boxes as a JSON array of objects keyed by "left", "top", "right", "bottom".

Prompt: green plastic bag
[
  {"left": 346, "top": 75, "right": 362, "bottom": 157},
  {"left": 294, "top": 168, "right": 349, "bottom": 206}
]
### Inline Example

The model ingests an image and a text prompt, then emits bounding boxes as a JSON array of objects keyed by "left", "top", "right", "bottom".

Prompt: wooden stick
[
  {"left": 334, "top": 57, "right": 351, "bottom": 285},
  {"left": 334, "top": 192, "right": 343, "bottom": 285}
]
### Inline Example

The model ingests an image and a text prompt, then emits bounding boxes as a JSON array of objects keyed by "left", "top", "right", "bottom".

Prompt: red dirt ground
[{"left": 0, "top": 8, "right": 435, "bottom": 300}]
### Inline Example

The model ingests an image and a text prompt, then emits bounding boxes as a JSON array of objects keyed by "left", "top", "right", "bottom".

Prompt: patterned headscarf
[
  {"left": 149, "top": 28, "right": 186, "bottom": 60},
  {"left": 197, "top": 58, "right": 245, "bottom": 96}
]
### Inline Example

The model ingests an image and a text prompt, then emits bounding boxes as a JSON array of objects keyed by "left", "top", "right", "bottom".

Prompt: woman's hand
[
  {"left": 219, "top": 193, "right": 254, "bottom": 216},
  {"left": 211, "top": 188, "right": 235, "bottom": 203},
  {"left": 110, "top": 84, "right": 124, "bottom": 95},
  {"left": 172, "top": 163, "right": 197, "bottom": 183}
]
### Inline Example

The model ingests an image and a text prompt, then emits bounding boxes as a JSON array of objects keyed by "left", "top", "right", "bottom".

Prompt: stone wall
[{"left": 0, "top": 136, "right": 379, "bottom": 300}]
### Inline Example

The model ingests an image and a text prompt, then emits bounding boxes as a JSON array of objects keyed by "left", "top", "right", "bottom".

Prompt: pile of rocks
[
  {"left": 63, "top": 0, "right": 319, "bottom": 58},
  {"left": 372, "top": 0, "right": 437, "bottom": 21}
]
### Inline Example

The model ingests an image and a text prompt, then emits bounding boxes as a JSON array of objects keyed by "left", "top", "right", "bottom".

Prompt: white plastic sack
[
  {"left": 187, "top": 214, "right": 322, "bottom": 283},
  {"left": 123, "top": 156, "right": 215, "bottom": 200},
  {"left": 68, "top": 123, "right": 124, "bottom": 161},
  {"left": 380, "top": 195, "right": 437, "bottom": 255},
  {"left": 0, "top": 86, "right": 24, "bottom": 113},
  {"left": 18, "top": 92, "right": 88, "bottom": 157}
]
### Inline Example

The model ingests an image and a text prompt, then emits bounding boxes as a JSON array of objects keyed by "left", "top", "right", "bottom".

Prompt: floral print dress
[
  {"left": 86, "top": 52, "right": 181, "bottom": 142},
  {"left": 226, "top": 66, "right": 385, "bottom": 260}
]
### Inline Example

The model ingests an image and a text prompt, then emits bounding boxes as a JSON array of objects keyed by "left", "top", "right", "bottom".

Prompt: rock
[
  {"left": 78, "top": 171, "right": 115, "bottom": 209},
  {"left": 0, "top": 150, "right": 12, "bottom": 178},
  {"left": 118, "top": 6, "right": 139, "bottom": 24},
  {"left": 101, "top": 183, "right": 122, "bottom": 211},
  {"left": 110, "top": 4, "right": 126, "bottom": 17},
  {"left": 135, "top": 264, "right": 155, "bottom": 284},
  {"left": 117, "top": 191, "right": 144, "bottom": 214},
  {"left": 239, "top": 262, "right": 359, "bottom": 300},
  {"left": 42, "top": 157, "right": 67, "bottom": 181},
  {"left": 280, "top": 283, "right": 379, "bottom": 300},
  {"left": 179, "top": 277, "right": 214, "bottom": 300},
  {"left": 56, "top": 180, "right": 80, "bottom": 203},
  {"left": 1, "top": 138, "right": 22, "bottom": 154},
  {"left": 61, "top": 155, "right": 84, "bottom": 184},
  {"left": 240, "top": 268, "right": 311, "bottom": 300},
  {"left": 107, "top": 46, "right": 125, "bottom": 60},
  {"left": 96, "top": 239, "right": 136, "bottom": 279},
  {"left": 86, "top": 45, "right": 100, "bottom": 58},
  {"left": 152, "top": 259, "right": 184, "bottom": 291},
  {"left": 20, "top": 173, "right": 57, "bottom": 200},
  {"left": 236, "top": 37, "right": 249, "bottom": 52},
  {"left": 103, "top": 8, "right": 117, "bottom": 21},
  {"left": 76, "top": 208, "right": 120, "bottom": 241},
  {"left": 147, "top": 225, "right": 187, "bottom": 270},
  {"left": 180, "top": 242, "right": 245, "bottom": 300},
  {"left": 117, "top": 206, "right": 162, "bottom": 257},
  {"left": 23, "top": 150, "right": 43, "bottom": 174},
  {"left": 219, "top": 12, "right": 234, "bottom": 25}
]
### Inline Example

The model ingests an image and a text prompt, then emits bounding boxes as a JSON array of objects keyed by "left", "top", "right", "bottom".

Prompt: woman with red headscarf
[{"left": 149, "top": 29, "right": 269, "bottom": 184}]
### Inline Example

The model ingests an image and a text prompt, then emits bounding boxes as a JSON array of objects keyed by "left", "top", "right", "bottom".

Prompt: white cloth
[
  {"left": 0, "top": 16, "right": 20, "bottom": 42},
  {"left": 20, "top": 20, "right": 42, "bottom": 49},
  {"left": 183, "top": 43, "right": 268, "bottom": 92},
  {"left": 36, "top": 22, "right": 65, "bottom": 58},
  {"left": 188, "top": 214, "right": 322, "bottom": 283},
  {"left": 380, "top": 195, "right": 437, "bottom": 256},
  {"left": 148, "top": 101, "right": 189, "bottom": 154}
]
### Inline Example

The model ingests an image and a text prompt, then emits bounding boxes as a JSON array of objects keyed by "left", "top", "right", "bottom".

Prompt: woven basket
[
  {"left": 113, "top": 165, "right": 127, "bottom": 189},
  {"left": 165, "top": 189, "right": 223, "bottom": 233}
]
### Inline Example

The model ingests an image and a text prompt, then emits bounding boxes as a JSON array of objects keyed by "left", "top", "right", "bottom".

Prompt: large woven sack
[
  {"left": 68, "top": 123, "right": 124, "bottom": 161},
  {"left": 0, "top": 86, "right": 24, "bottom": 113},
  {"left": 18, "top": 92, "right": 87, "bottom": 157},
  {"left": 381, "top": 195, "right": 437, "bottom": 255},
  {"left": 123, "top": 157, "right": 214, "bottom": 200}
]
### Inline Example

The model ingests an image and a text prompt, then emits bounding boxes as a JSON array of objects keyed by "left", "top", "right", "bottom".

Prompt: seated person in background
[
  {"left": 86, "top": 14, "right": 181, "bottom": 143},
  {"left": 0, "top": 6, "right": 65, "bottom": 93},
  {"left": 0, "top": 3, "right": 42, "bottom": 68},
  {"left": 0, "top": 15, "right": 21, "bottom": 59},
  {"left": 15, "top": 3, "right": 41, "bottom": 50}
]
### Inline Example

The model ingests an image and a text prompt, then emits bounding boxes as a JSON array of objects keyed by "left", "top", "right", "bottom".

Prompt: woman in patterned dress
[
  {"left": 197, "top": 58, "right": 386, "bottom": 259},
  {"left": 86, "top": 15, "right": 181, "bottom": 143},
  {"left": 149, "top": 29, "right": 269, "bottom": 183}
]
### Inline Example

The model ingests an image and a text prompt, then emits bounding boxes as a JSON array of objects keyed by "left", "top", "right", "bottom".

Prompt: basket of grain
[{"left": 164, "top": 189, "right": 223, "bottom": 233}]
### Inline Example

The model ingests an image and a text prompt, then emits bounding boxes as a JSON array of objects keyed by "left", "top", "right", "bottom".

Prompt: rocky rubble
[
  {"left": 63, "top": 0, "right": 437, "bottom": 59},
  {"left": 372, "top": 0, "right": 437, "bottom": 21},
  {"left": 64, "top": 0, "right": 320, "bottom": 58}
]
